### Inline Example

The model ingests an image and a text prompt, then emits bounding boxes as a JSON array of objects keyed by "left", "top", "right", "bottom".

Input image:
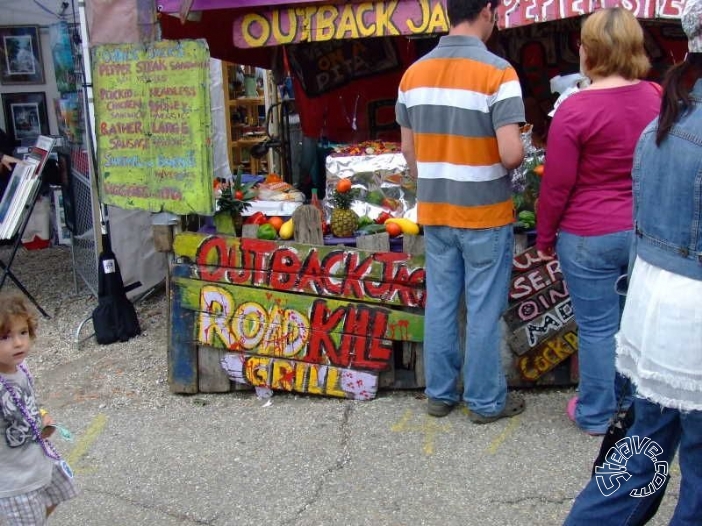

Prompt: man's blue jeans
[
  {"left": 557, "top": 230, "right": 633, "bottom": 433},
  {"left": 423, "top": 225, "right": 512, "bottom": 416},
  {"left": 564, "top": 396, "right": 702, "bottom": 525}
]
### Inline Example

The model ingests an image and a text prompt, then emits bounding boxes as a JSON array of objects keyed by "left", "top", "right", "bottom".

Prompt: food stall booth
[{"left": 156, "top": 0, "right": 685, "bottom": 398}]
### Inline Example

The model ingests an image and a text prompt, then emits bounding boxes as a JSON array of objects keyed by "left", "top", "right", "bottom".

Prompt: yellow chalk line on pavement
[
  {"left": 66, "top": 413, "right": 107, "bottom": 470},
  {"left": 391, "top": 409, "right": 452, "bottom": 456},
  {"left": 390, "top": 409, "right": 413, "bottom": 432},
  {"left": 486, "top": 415, "right": 521, "bottom": 454},
  {"left": 421, "top": 417, "right": 452, "bottom": 456}
]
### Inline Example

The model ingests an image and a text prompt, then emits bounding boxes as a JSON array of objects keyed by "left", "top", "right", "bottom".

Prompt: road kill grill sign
[{"left": 169, "top": 232, "right": 425, "bottom": 399}]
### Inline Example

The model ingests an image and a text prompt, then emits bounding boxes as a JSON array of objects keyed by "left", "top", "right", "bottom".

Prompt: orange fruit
[
  {"left": 385, "top": 222, "right": 402, "bottom": 237},
  {"left": 268, "top": 216, "right": 284, "bottom": 231},
  {"left": 336, "top": 179, "right": 352, "bottom": 193},
  {"left": 533, "top": 165, "right": 544, "bottom": 177}
]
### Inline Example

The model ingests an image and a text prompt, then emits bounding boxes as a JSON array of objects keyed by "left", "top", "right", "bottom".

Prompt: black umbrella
[
  {"left": 91, "top": 215, "right": 141, "bottom": 345},
  {"left": 71, "top": 26, "right": 141, "bottom": 345}
]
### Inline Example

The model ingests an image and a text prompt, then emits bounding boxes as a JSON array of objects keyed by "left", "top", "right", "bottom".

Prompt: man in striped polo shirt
[{"left": 396, "top": 0, "right": 525, "bottom": 423}]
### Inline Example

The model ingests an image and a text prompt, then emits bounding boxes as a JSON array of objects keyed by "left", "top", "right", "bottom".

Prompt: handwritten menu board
[{"left": 92, "top": 40, "right": 214, "bottom": 215}]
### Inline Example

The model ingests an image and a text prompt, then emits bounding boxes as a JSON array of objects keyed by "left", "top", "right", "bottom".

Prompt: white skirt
[{"left": 616, "top": 257, "right": 702, "bottom": 411}]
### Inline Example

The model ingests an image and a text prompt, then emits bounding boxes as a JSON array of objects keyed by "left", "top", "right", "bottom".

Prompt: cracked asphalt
[
  {"left": 4, "top": 245, "right": 681, "bottom": 526},
  {"left": 47, "top": 388, "right": 681, "bottom": 526}
]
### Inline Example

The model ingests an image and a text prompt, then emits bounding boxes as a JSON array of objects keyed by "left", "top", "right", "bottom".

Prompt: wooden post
[
  {"left": 198, "top": 346, "right": 232, "bottom": 393},
  {"left": 152, "top": 225, "right": 174, "bottom": 252},
  {"left": 292, "top": 205, "right": 324, "bottom": 245},
  {"left": 242, "top": 224, "right": 259, "bottom": 239},
  {"left": 356, "top": 232, "right": 390, "bottom": 252},
  {"left": 402, "top": 233, "right": 426, "bottom": 389},
  {"left": 403, "top": 234, "right": 425, "bottom": 256},
  {"left": 168, "top": 283, "right": 198, "bottom": 393}
]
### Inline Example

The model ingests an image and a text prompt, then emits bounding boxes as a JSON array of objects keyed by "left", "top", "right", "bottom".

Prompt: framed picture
[
  {"left": 1, "top": 92, "right": 49, "bottom": 144},
  {"left": 0, "top": 25, "right": 45, "bottom": 85}
]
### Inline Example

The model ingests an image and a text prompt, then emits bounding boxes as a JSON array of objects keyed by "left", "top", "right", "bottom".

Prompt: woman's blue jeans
[
  {"left": 423, "top": 225, "right": 513, "bottom": 416},
  {"left": 564, "top": 396, "right": 702, "bottom": 525},
  {"left": 557, "top": 230, "right": 633, "bottom": 433}
]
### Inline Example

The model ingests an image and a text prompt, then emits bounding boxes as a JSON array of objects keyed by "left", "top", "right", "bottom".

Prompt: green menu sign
[{"left": 92, "top": 40, "right": 214, "bottom": 215}]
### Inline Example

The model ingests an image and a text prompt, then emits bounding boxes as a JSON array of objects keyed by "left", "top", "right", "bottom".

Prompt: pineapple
[{"left": 330, "top": 188, "right": 359, "bottom": 237}]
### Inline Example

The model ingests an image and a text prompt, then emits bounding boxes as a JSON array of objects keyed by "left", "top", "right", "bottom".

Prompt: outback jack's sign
[{"left": 232, "top": 0, "right": 684, "bottom": 48}]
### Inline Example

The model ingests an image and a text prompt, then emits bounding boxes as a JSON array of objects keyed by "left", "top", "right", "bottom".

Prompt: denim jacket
[{"left": 631, "top": 79, "right": 702, "bottom": 281}]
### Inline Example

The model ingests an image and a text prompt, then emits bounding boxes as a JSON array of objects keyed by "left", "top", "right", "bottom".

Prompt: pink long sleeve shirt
[{"left": 536, "top": 82, "right": 661, "bottom": 251}]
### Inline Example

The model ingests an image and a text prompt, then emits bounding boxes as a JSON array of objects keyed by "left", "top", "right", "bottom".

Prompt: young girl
[{"left": 0, "top": 293, "right": 77, "bottom": 525}]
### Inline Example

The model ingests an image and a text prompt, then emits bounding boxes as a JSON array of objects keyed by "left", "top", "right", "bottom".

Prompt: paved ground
[
  {"left": 4, "top": 246, "right": 681, "bottom": 525},
  {"left": 45, "top": 387, "right": 681, "bottom": 526}
]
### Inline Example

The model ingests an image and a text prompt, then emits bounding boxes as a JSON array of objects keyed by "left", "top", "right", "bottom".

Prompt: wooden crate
[
  {"left": 167, "top": 229, "right": 578, "bottom": 397},
  {"left": 168, "top": 231, "right": 425, "bottom": 399}
]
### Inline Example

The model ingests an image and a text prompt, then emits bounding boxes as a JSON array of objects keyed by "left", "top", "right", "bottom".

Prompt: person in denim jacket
[{"left": 564, "top": 0, "right": 702, "bottom": 523}]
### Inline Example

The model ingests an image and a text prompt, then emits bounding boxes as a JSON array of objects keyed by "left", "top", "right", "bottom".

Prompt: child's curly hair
[{"left": 0, "top": 292, "right": 38, "bottom": 340}]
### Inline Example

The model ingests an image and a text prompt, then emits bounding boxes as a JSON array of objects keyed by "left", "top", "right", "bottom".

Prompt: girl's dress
[
  {"left": 616, "top": 257, "right": 702, "bottom": 410},
  {"left": 0, "top": 365, "right": 77, "bottom": 525}
]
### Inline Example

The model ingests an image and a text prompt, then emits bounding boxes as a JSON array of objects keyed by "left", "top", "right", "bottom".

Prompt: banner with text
[
  {"left": 92, "top": 40, "right": 214, "bottom": 215},
  {"left": 231, "top": 0, "right": 684, "bottom": 47}
]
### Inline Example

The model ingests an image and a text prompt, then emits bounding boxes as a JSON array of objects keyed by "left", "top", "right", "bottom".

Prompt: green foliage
[
  {"left": 217, "top": 167, "right": 257, "bottom": 216},
  {"left": 331, "top": 188, "right": 358, "bottom": 210}
]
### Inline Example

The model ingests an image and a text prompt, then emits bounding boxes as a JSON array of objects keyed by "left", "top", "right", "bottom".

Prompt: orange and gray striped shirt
[{"left": 396, "top": 35, "right": 525, "bottom": 229}]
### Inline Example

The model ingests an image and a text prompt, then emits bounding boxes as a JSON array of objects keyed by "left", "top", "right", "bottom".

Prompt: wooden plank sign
[
  {"left": 168, "top": 231, "right": 426, "bottom": 398},
  {"left": 173, "top": 232, "right": 426, "bottom": 308},
  {"left": 504, "top": 247, "right": 577, "bottom": 370},
  {"left": 509, "top": 256, "right": 562, "bottom": 305},
  {"left": 221, "top": 352, "right": 379, "bottom": 400},
  {"left": 507, "top": 297, "right": 574, "bottom": 355},
  {"left": 92, "top": 40, "right": 214, "bottom": 215},
  {"left": 503, "top": 279, "right": 569, "bottom": 331},
  {"left": 512, "top": 246, "right": 552, "bottom": 274},
  {"left": 516, "top": 322, "right": 578, "bottom": 382},
  {"left": 173, "top": 275, "right": 424, "bottom": 357}
]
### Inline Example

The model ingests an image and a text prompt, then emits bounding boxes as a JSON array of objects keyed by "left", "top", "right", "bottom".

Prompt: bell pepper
[
  {"left": 245, "top": 212, "right": 267, "bottom": 226},
  {"left": 256, "top": 223, "right": 278, "bottom": 240},
  {"left": 358, "top": 215, "right": 374, "bottom": 228},
  {"left": 376, "top": 212, "right": 393, "bottom": 225}
]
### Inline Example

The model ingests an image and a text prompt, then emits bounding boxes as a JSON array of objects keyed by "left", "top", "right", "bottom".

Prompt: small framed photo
[
  {"left": 1, "top": 92, "right": 49, "bottom": 144},
  {"left": 0, "top": 25, "right": 45, "bottom": 85}
]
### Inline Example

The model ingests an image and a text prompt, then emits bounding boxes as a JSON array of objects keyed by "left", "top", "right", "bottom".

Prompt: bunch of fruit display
[
  {"left": 329, "top": 140, "right": 401, "bottom": 157},
  {"left": 327, "top": 178, "right": 420, "bottom": 239},
  {"left": 512, "top": 124, "right": 545, "bottom": 231}
]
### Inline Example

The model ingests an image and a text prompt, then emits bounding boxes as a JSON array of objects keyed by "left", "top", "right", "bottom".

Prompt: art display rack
[{"left": 0, "top": 136, "right": 56, "bottom": 317}]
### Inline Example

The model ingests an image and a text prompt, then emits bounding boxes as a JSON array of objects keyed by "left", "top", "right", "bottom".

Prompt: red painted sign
[
  {"left": 190, "top": 235, "right": 426, "bottom": 308},
  {"left": 509, "top": 259, "right": 562, "bottom": 303},
  {"left": 227, "top": 0, "right": 684, "bottom": 48},
  {"left": 501, "top": 0, "right": 683, "bottom": 28}
]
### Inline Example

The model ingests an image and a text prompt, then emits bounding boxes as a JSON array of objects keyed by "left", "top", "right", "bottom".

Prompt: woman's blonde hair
[
  {"left": 581, "top": 8, "right": 650, "bottom": 80},
  {"left": 0, "top": 293, "right": 37, "bottom": 340}
]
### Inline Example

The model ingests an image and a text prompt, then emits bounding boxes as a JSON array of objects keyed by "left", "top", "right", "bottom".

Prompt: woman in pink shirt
[{"left": 536, "top": 8, "right": 661, "bottom": 435}]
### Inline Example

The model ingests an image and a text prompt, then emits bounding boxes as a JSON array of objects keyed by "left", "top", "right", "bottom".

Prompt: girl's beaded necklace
[{"left": 0, "top": 364, "right": 62, "bottom": 461}]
